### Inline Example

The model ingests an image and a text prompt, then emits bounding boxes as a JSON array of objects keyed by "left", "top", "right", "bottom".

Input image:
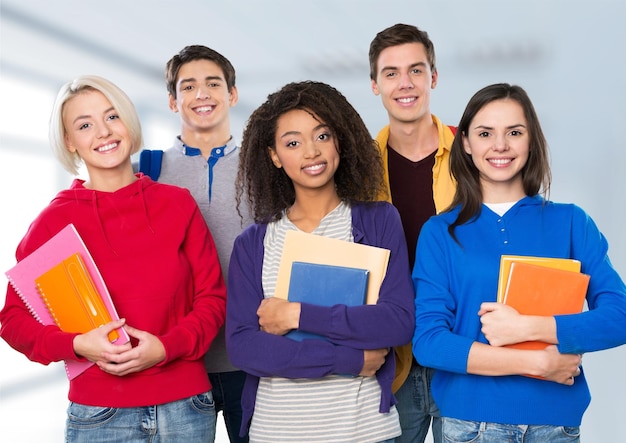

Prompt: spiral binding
[
  {"left": 7, "top": 276, "right": 44, "bottom": 324},
  {"left": 34, "top": 281, "right": 61, "bottom": 328}
]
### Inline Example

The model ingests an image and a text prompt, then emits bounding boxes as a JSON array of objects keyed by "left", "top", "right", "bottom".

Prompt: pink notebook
[{"left": 5, "top": 224, "right": 129, "bottom": 379}]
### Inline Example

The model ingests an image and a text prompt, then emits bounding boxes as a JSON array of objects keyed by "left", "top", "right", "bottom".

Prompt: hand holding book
[
  {"left": 273, "top": 230, "right": 390, "bottom": 342},
  {"left": 285, "top": 261, "right": 369, "bottom": 341},
  {"left": 35, "top": 252, "right": 119, "bottom": 343},
  {"left": 5, "top": 224, "right": 129, "bottom": 379},
  {"left": 496, "top": 255, "right": 590, "bottom": 351}
]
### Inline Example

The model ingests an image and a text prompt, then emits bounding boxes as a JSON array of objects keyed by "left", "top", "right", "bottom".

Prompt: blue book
[{"left": 286, "top": 261, "right": 369, "bottom": 341}]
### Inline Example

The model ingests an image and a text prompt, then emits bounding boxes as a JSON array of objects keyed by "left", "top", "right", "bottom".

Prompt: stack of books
[
  {"left": 275, "top": 230, "right": 390, "bottom": 342},
  {"left": 497, "top": 255, "right": 590, "bottom": 351}
]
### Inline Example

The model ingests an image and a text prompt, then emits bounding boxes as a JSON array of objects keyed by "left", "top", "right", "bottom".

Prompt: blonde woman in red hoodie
[{"left": 0, "top": 75, "right": 227, "bottom": 442}]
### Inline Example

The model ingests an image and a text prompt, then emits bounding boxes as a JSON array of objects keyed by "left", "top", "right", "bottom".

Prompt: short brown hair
[
  {"left": 165, "top": 45, "right": 236, "bottom": 98},
  {"left": 368, "top": 23, "right": 436, "bottom": 80}
]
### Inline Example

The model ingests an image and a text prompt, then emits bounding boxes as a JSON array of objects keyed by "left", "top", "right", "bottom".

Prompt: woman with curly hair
[{"left": 226, "top": 81, "right": 415, "bottom": 443}]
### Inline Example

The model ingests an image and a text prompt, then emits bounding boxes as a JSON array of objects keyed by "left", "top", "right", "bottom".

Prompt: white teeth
[
  {"left": 489, "top": 158, "right": 512, "bottom": 165},
  {"left": 397, "top": 97, "right": 416, "bottom": 103},
  {"left": 196, "top": 106, "right": 213, "bottom": 112},
  {"left": 96, "top": 142, "right": 117, "bottom": 152},
  {"left": 304, "top": 164, "right": 324, "bottom": 171}
]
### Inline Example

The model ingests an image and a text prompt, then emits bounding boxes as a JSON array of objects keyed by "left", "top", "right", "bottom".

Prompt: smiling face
[
  {"left": 269, "top": 109, "right": 340, "bottom": 197},
  {"left": 462, "top": 98, "right": 530, "bottom": 202},
  {"left": 371, "top": 42, "right": 437, "bottom": 125},
  {"left": 63, "top": 89, "right": 132, "bottom": 176},
  {"left": 168, "top": 59, "right": 238, "bottom": 141}
]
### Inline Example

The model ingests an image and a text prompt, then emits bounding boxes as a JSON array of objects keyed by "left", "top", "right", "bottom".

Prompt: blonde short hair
[{"left": 49, "top": 75, "right": 143, "bottom": 175}]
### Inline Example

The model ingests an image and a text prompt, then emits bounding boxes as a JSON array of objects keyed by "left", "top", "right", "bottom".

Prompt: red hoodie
[{"left": 0, "top": 175, "right": 226, "bottom": 406}]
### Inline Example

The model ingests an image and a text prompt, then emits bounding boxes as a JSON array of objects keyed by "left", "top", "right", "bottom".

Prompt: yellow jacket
[{"left": 375, "top": 114, "right": 457, "bottom": 392}]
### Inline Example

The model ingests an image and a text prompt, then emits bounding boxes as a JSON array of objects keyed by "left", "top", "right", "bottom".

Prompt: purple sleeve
[
  {"left": 225, "top": 224, "right": 364, "bottom": 378},
  {"left": 298, "top": 203, "right": 415, "bottom": 348}
]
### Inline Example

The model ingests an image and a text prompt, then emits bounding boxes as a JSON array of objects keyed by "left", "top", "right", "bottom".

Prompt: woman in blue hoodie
[{"left": 412, "top": 83, "right": 626, "bottom": 442}]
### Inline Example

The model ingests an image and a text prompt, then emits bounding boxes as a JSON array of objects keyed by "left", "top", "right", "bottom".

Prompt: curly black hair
[{"left": 236, "top": 81, "right": 386, "bottom": 223}]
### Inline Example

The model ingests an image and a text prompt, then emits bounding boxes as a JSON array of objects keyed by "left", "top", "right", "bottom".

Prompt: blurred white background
[{"left": 1, "top": 1, "right": 625, "bottom": 441}]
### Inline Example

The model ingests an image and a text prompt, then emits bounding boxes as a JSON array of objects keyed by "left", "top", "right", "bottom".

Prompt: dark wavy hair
[
  {"left": 447, "top": 83, "right": 551, "bottom": 241},
  {"left": 237, "top": 81, "right": 386, "bottom": 223}
]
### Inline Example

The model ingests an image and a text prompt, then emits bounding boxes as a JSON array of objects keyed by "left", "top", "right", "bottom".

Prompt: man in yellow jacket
[{"left": 369, "top": 23, "right": 456, "bottom": 443}]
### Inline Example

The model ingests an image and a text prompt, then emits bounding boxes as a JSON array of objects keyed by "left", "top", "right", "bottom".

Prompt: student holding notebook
[
  {"left": 0, "top": 75, "right": 227, "bottom": 442},
  {"left": 226, "top": 81, "right": 415, "bottom": 443},
  {"left": 412, "top": 83, "right": 626, "bottom": 442}
]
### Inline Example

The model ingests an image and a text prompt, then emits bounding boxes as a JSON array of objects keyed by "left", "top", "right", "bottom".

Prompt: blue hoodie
[{"left": 413, "top": 195, "right": 626, "bottom": 426}]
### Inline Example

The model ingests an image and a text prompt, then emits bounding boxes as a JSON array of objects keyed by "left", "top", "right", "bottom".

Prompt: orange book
[
  {"left": 35, "top": 253, "right": 119, "bottom": 343},
  {"left": 503, "top": 261, "right": 590, "bottom": 351},
  {"left": 497, "top": 255, "right": 581, "bottom": 303}
]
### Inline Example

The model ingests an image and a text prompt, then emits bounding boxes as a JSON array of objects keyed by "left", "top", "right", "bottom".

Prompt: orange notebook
[
  {"left": 502, "top": 261, "right": 590, "bottom": 351},
  {"left": 274, "top": 230, "right": 390, "bottom": 304},
  {"left": 35, "top": 253, "right": 118, "bottom": 343},
  {"left": 497, "top": 255, "right": 581, "bottom": 303}
]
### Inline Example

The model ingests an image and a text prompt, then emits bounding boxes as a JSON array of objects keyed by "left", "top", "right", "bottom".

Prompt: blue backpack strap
[{"left": 138, "top": 149, "right": 164, "bottom": 181}]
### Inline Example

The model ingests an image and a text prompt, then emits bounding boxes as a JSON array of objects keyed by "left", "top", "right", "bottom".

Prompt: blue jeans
[
  {"left": 394, "top": 362, "right": 441, "bottom": 443},
  {"left": 65, "top": 391, "right": 216, "bottom": 443},
  {"left": 443, "top": 418, "right": 580, "bottom": 442},
  {"left": 209, "top": 370, "right": 248, "bottom": 443}
]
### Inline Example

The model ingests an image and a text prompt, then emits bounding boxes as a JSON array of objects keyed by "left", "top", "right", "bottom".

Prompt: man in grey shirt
[{"left": 139, "top": 45, "right": 251, "bottom": 442}]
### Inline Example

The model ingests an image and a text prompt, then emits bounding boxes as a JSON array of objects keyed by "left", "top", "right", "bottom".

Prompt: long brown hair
[{"left": 448, "top": 83, "right": 551, "bottom": 241}]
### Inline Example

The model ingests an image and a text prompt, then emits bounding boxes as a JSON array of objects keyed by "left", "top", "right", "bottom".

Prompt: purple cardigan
[{"left": 226, "top": 201, "right": 415, "bottom": 436}]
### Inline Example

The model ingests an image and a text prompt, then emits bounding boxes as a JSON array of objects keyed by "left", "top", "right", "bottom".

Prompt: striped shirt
[{"left": 251, "top": 201, "right": 400, "bottom": 443}]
